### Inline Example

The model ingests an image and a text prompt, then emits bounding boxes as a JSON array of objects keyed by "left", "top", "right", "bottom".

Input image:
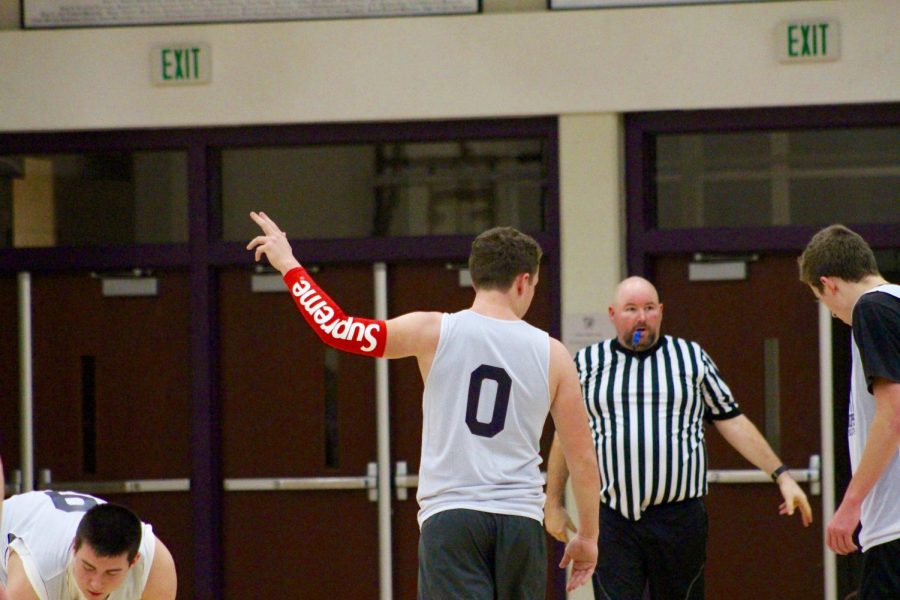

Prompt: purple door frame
[{"left": 625, "top": 102, "right": 900, "bottom": 278}]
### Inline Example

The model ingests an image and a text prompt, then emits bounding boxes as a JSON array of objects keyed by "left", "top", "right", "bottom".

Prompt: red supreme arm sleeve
[{"left": 282, "top": 266, "right": 387, "bottom": 357}]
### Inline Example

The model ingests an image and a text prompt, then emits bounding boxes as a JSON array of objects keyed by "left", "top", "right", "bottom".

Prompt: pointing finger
[{"left": 250, "top": 211, "right": 279, "bottom": 236}]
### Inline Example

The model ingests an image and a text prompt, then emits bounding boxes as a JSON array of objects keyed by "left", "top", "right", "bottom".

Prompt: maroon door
[
  {"left": 29, "top": 271, "right": 194, "bottom": 599},
  {"left": 218, "top": 265, "right": 380, "bottom": 598},
  {"left": 387, "top": 261, "right": 561, "bottom": 600},
  {"left": 653, "top": 254, "right": 823, "bottom": 599},
  {"left": 218, "top": 260, "right": 559, "bottom": 598},
  {"left": 0, "top": 275, "right": 21, "bottom": 477}
]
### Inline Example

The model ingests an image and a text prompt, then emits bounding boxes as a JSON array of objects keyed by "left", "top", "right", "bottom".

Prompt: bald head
[
  {"left": 612, "top": 277, "right": 659, "bottom": 309},
  {"left": 609, "top": 277, "right": 663, "bottom": 350}
]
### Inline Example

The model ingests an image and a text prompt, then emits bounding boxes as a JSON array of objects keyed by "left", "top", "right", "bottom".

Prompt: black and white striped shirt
[{"left": 574, "top": 335, "right": 740, "bottom": 521}]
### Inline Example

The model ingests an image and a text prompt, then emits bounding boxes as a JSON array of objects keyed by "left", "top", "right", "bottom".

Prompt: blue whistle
[{"left": 632, "top": 330, "right": 642, "bottom": 348}]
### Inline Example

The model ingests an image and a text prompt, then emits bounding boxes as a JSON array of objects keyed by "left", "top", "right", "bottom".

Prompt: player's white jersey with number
[
  {"left": 417, "top": 310, "right": 551, "bottom": 527},
  {"left": 0, "top": 491, "right": 156, "bottom": 600}
]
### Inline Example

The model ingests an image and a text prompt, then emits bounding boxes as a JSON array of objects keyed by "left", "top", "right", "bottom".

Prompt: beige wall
[
  {"left": 559, "top": 113, "right": 623, "bottom": 354},
  {"left": 560, "top": 114, "right": 624, "bottom": 316},
  {"left": 1, "top": 2, "right": 896, "bottom": 131},
  {"left": 3, "top": 1, "right": 893, "bottom": 278},
  {"left": 558, "top": 113, "right": 623, "bottom": 600}
]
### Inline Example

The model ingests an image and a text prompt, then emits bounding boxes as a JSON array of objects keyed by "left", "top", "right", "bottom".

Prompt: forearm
[
  {"left": 714, "top": 414, "right": 783, "bottom": 475},
  {"left": 282, "top": 266, "right": 386, "bottom": 357},
  {"left": 545, "top": 433, "right": 570, "bottom": 507},
  {"left": 565, "top": 445, "right": 600, "bottom": 539}
]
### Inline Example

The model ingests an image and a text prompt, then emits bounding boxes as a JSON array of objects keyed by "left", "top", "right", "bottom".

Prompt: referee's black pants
[{"left": 593, "top": 499, "right": 707, "bottom": 600}]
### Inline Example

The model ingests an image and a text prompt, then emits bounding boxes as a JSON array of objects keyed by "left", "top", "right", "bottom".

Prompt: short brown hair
[
  {"left": 468, "top": 226, "right": 542, "bottom": 291},
  {"left": 798, "top": 224, "right": 879, "bottom": 292},
  {"left": 75, "top": 503, "right": 143, "bottom": 563}
]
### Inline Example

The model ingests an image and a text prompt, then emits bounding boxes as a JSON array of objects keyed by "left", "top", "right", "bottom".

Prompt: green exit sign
[
  {"left": 152, "top": 43, "right": 211, "bottom": 85},
  {"left": 778, "top": 20, "right": 840, "bottom": 63}
]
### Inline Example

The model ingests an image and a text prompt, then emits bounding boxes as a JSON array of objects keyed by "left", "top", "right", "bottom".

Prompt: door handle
[
  {"left": 37, "top": 469, "right": 190, "bottom": 494},
  {"left": 224, "top": 462, "right": 379, "bottom": 502},
  {"left": 394, "top": 461, "right": 418, "bottom": 501},
  {"left": 707, "top": 454, "right": 821, "bottom": 495}
]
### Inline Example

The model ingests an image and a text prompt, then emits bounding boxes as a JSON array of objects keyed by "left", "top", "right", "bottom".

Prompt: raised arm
[
  {"left": 713, "top": 414, "right": 813, "bottom": 527},
  {"left": 548, "top": 338, "right": 599, "bottom": 592},
  {"left": 247, "top": 211, "right": 441, "bottom": 362}
]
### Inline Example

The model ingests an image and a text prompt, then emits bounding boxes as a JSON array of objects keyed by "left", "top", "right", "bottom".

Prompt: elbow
[{"left": 890, "top": 414, "right": 900, "bottom": 442}]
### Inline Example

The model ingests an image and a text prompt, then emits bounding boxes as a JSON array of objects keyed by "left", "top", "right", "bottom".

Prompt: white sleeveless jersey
[
  {"left": 850, "top": 284, "right": 900, "bottom": 550},
  {"left": 417, "top": 310, "right": 551, "bottom": 526},
  {"left": 0, "top": 491, "right": 156, "bottom": 600}
]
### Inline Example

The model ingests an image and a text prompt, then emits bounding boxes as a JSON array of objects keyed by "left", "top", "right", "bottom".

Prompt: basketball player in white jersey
[
  {"left": 800, "top": 225, "right": 900, "bottom": 598},
  {"left": 0, "top": 485, "right": 176, "bottom": 600},
  {"left": 248, "top": 211, "right": 600, "bottom": 598}
]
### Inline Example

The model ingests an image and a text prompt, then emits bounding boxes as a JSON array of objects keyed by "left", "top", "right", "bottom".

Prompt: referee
[{"left": 545, "top": 276, "right": 813, "bottom": 600}]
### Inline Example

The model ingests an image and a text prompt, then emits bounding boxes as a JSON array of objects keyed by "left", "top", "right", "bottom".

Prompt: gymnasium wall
[{"left": 1, "top": 0, "right": 894, "bottom": 407}]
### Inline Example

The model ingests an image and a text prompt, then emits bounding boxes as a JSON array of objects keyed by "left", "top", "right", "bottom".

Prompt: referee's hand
[
  {"left": 776, "top": 474, "right": 813, "bottom": 527},
  {"left": 560, "top": 533, "right": 598, "bottom": 592}
]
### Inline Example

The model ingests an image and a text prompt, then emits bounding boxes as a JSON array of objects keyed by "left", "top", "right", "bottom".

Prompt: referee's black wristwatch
[{"left": 770, "top": 464, "right": 788, "bottom": 482}]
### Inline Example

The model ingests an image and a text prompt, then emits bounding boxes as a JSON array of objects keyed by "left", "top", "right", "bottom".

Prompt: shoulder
[
  {"left": 393, "top": 310, "right": 444, "bottom": 327},
  {"left": 4, "top": 550, "right": 42, "bottom": 600},
  {"left": 549, "top": 338, "right": 578, "bottom": 377},
  {"left": 650, "top": 334, "right": 693, "bottom": 352},
  {"left": 664, "top": 337, "right": 719, "bottom": 369},
  {"left": 855, "top": 287, "right": 900, "bottom": 318},
  {"left": 853, "top": 288, "right": 900, "bottom": 339},
  {"left": 669, "top": 336, "right": 706, "bottom": 356},
  {"left": 141, "top": 538, "right": 177, "bottom": 600},
  {"left": 666, "top": 334, "right": 694, "bottom": 347},
  {"left": 549, "top": 337, "right": 572, "bottom": 362},
  {"left": 382, "top": 311, "right": 443, "bottom": 359},
  {"left": 574, "top": 338, "right": 611, "bottom": 359}
]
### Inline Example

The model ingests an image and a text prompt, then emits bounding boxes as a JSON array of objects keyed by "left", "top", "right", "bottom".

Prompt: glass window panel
[
  {"left": 655, "top": 127, "right": 900, "bottom": 229},
  {"left": 789, "top": 128, "right": 900, "bottom": 168},
  {"left": 702, "top": 132, "right": 772, "bottom": 168},
  {"left": 221, "top": 145, "right": 377, "bottom": 242},
  {"left": 703, "top": 180, "right": 771, "bottom": 228},
  {"left": 655, "top": 180, "right": 686, "bottom": 228},
  {"left": 0, "top": 151, "right": 188, "bottom": 248},
  {"left": 790, "top": 176, "right": 900, "bottom": 225},
  {"left": 220, "top": 139, "right": 546, "bottom": 242}
]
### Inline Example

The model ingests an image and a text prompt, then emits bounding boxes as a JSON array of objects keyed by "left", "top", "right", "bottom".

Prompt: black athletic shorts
[
  {"left": 418, "top": 508, "right": 546, "bottom": 600},
  {"left": 859, "top": 537, "right": 900, "bottom": 600},
  {"left": 594, "top": 498, "right": 707, "bottom": 600}
]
